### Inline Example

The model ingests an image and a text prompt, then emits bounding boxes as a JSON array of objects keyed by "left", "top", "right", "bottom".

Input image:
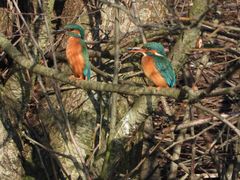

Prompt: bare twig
[{"left": 194, "top": 104, "right": 240, "bottom": 137}]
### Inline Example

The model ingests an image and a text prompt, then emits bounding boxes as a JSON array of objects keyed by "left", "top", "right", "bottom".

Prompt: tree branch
[
  {"left": 0, "top": 33, "right": 181, "bottom": 97},
  {"left": 194, "top": 104, "right": 240, "bottom": 138},
  {"left": 0, "top": 33, "right": 239, "bottom": 100}
]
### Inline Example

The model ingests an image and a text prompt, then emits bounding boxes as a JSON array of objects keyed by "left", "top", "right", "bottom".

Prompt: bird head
[
  {"left": 129, "top": 42, "right": 167, "bottom": 57},
  {"left": 64, "top": 24, "right": 85, "bottom": 39}
]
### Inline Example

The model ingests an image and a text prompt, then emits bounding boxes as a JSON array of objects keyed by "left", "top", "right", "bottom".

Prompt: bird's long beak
[
  {"left": 128, "top": 47, "right": 147, "bottom": 53},
  {"left": 52, "top": 29, "right": 66, "bottom": 34}
]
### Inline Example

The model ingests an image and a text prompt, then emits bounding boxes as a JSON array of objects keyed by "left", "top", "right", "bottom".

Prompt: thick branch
[
  {"left": 0, "top": 33, "right": 181, "bottom": 98},
  {"left": 0, "top": 34, "right": 239, "bottom": 100}
]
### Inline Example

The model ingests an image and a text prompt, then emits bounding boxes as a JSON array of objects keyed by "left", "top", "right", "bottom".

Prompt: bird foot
[
  {"left": 157, "top": 86, "right": 169, "bottom": 90},
  {"left": 68, "top": 75, "right": 76, "bottom": 80},
  {"left": 68, "top": 75, "right": 85, "bottom": 81}
]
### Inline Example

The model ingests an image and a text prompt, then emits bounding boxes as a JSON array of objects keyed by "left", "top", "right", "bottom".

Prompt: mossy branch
[
  {"left": 0, "top": 33, "right": 239, "bottom": 100},
  {"left": 0, "top": 33, "right": 180, "bottom": 97}
]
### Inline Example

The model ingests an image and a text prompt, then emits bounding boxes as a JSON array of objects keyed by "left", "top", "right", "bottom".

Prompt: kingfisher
[
  {"left": 129, "top": 42, "right": 176, "bottom": 88},
  {"left": 64, "top": 24, "right": 91, "bottom": 80}
]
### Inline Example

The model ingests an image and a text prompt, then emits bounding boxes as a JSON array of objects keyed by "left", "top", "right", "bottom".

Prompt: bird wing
[
  {"left": 154, "top": 56, "right": 176, "bottom": 87},
  {"left": 80, "top": 39, "right": 91, "bottom": 80}
]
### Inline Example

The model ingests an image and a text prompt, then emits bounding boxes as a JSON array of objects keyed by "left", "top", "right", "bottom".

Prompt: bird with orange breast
[
  {"left": 64, "top": 24, "right": 91, "bottom": 80},
  {"left": 129, "top": 42, "right": 176, "bottom": 88}
]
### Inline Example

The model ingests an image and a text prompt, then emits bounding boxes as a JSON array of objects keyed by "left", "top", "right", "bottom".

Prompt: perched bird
[
  {"left": 64, "top": 24, "right": 90, "bottom": 80},
  {"left": 129, "top": 42, "right": 176, "bottom": 88}
]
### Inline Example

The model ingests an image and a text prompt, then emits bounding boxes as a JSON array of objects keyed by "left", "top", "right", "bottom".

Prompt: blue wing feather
[
  {"left": 84, "top": 66, "right": 91, "bottom": 80},
  {"left": 80, "top": 39, "right": 91, "bottom": 80},
  {"left": 154, "top": 56, "right": 176, "bottom": 87}
]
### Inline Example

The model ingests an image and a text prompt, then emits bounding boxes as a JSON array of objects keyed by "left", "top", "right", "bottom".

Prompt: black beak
[
  {"left": 52, "top": 29, "right": 66, "bottom": 35},
  {"left": 128, "top": 47, "right": 147, "bottom": 53},
  {"left": 128, "top": 47, "right": 142, "bottom": 51}
]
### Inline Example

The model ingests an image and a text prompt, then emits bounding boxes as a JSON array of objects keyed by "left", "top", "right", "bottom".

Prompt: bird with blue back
[
  {"left": 129, "top": 42, "right": 176, "bottom": 88},
  {"left": 64, "top": 24, "right": 91, "bottom": 80}
]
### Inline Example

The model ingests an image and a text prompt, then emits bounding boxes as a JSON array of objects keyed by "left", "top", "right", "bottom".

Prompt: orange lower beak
[{"left": 128, "top": 47, "right": 147, "bottom": 53}]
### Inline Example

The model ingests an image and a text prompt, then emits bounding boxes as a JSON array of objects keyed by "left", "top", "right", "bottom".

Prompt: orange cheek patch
[
  {"left": 70, "top": 29, "right": 81, "bottom": 35},
  {"left": 149, "top": 50, "right": 157, "bottom": 54}
]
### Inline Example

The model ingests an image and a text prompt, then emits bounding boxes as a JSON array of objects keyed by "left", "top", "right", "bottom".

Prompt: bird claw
[
  {"left": 68, "top": 75, "right": 76, "bottom": 80},
  {"left": 68, "top": 75, "right": 85, "bottom": 81}
]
